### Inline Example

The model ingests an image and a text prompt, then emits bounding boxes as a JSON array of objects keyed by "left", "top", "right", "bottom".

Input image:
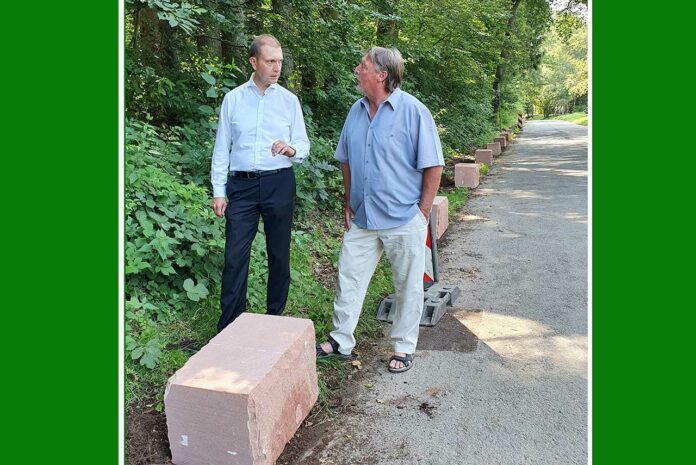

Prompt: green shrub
[{"left": 126, "top": 121, "right": 225, "bottom": 317}]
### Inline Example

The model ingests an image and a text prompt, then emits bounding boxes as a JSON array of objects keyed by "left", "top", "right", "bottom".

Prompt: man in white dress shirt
[{"left": 211, "top": 34, "right": 310, "bottom": 331}]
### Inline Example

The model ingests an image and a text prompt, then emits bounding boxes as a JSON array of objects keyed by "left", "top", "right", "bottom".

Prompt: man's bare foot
[
  {"left": 388, "top": 353, "right": 414, "bottom": 373},
  {"left": 389, "top": 352, "right": 407, "bottom": 370},
  {"left": 316, "top": 338, "right": 348, "bottom": 359},
  {"left": 319, "top": 342, "right": 334, "bottom": 354}
]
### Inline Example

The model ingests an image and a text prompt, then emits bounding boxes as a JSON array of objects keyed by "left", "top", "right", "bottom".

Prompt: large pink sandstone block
[
  {"left": 475, "top": 149, "right": 493, "bottom": 167},
  {"left": 165, "top": 313, "right": 318, "bottom": 465},
  {"left": 503, "top": 132, "right": 510, "bottom": 141},
  {"left": 432, "top": 195, "right": 448, "bottom": 239},
  {"left": 487, "top": 142, "right": 501, "bottom": 156},
  {"left": 494, "top": 136, "right": 507, "bottom": 149},
  {"left": 454, "top": 163, "right": 480, "bottom": 188}
]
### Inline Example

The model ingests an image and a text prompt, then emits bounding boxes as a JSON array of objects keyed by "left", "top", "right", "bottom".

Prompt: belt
[{"left": 230, "top": 167, "right": 289, "bottom": 179}]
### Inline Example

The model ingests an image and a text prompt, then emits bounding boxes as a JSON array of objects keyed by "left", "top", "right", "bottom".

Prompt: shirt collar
[
  {"left": 246, "top": 73, "right": 279, "bottom": 93},
  {"left": 360, "top": 87, "right": 403, "bottom": 112}
]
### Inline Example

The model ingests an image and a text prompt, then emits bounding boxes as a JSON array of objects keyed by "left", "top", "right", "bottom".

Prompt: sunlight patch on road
[
  {"left": 561, "top": 212, "right": 587, "bottom": 224},
  {"left": 555, "top": 169, "right": 587, "bottom": 177},
  {"left": 507, "top": 189, "right": 549, "bottom": 199},
  {"left": 461, "top": 213, "right": 488, "bottom": 222},
  {"left": 452, "top": 310, "right": 587, "bottom": 377}
]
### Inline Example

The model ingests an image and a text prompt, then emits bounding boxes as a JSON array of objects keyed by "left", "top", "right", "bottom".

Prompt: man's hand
[
  {"left": 212, "top": 197, "right": 227, "bottom": 218},
  {"left": 420, "top": 206, "right": 430, "bottom": 223},
  {"left": 271, "top": 140, "right": 296, "bottom": 157},
  {"left": 344, "top": 204, "right": 354, "bottom": 230}
]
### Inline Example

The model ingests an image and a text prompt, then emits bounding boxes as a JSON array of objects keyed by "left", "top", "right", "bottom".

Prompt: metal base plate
[{"left": 376, "top": 283, "right": 461, "bottom": 327}]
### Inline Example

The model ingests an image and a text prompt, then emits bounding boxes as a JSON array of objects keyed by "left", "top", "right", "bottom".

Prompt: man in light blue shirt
[
  {"left": 317, "top": 47, "right": 444, "bottom": 372},
  {"left": 211, "top": 34, "right": 310, "bottom": 331}
]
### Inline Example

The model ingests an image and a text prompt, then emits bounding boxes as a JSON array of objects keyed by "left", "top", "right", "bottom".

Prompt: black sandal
[
  {"left": 316, "top": 336, "right": 348, "bottom": 359},
  {"left": 388, "top": 353, "right": 414, "bottom": 373}
]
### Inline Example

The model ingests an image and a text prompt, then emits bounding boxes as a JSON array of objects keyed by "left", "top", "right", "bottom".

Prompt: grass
[
  {"left": 527, "top": 112, "right": 588, "bottom": 126},
  {"left": 551, "top": 112, "right": 587, "bottom": 126},
  {"left": 442, "top": 186, "right": 470, "bottom": 214}
]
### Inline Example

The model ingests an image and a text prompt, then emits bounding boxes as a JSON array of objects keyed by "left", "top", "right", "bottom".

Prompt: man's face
[
  {"left": 354, "top": 55, "right": 386, "bottom": 96},
  {"left": 250, "top": 45, "right": 283, "bottom": 86}
]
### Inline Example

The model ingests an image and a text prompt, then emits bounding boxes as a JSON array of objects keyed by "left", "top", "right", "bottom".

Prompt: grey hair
[
  {"left": 365, "top": 47, "right": 404, "bottom": 92},
  {"left": 248, "top": 34, "right": 281, "bottom": 58}
]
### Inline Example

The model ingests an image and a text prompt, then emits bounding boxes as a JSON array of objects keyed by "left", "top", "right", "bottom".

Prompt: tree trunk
[
  {"left": 244, "top": 0, "right": 265, "bottom": 36},
  {"left": 271, "top": 0, "right": 294, "bottom": 85},
  {"left": 159, "top": 21, "right": 178, "bottom": 75},
  {"left": 138, "top": 7, "right": 161, "bottom": 70},
  {"left": 492, "top": 0, "right": 523, "bottom": 123},
  {"left": 373, "top": 0, "right": 399, "bottom": 46}
]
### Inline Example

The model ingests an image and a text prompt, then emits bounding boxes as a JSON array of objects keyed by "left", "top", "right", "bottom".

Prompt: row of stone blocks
[
  {"left": 453, "top": 128, "right": 516, "bottom": 189},
  {"left": 165, "top": 313, "right": 318, "bottom": 465}
]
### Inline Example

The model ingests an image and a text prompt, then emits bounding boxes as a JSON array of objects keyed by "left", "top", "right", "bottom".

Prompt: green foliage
[
  {"left": 126, "top": 119, "right": 225, "bottom": 323},
  {"left": 442, "top": 187, "right": 470, "bottom": 214},
  {"left": 520, "top": 13, "right": 587, "bottom": 116},
  {"left": 294, "top": 135, "right": 343, "bottom": 218},
  {"left": 480, "top": 163, "right": 490, "bottom": 176}
]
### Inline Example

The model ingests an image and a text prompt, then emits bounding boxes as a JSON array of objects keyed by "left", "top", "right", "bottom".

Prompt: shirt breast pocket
[{"left": 387, "top": 129, "right": 414, "bottom": 160}]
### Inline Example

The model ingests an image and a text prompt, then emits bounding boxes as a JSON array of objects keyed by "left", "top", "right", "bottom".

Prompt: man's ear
[{"left": 249, "top": 56, "right": 257, "bottom": 70}]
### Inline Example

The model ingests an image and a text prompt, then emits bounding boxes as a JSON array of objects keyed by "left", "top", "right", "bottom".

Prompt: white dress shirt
[{"left": 211, "top": 75, "right": 310, "bottom": 198}]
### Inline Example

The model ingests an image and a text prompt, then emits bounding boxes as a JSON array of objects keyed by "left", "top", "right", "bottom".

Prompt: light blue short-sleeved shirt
[{"left": 334, "top": 88, "right": 445, "bottom": 230}]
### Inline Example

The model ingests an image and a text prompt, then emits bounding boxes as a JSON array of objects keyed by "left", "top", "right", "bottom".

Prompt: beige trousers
[{"left": 330, "top": 213, "right": 428, "bottom": 355}]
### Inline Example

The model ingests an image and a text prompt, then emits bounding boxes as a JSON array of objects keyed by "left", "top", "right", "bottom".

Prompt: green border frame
[
  {"left": 593, "top": 2, "right": 694, "bottom": 464},
  {"left": 2, "top": 1, "right": 118, "bottom": 462}
]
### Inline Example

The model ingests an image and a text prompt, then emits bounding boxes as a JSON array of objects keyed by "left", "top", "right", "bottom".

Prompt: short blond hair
[{"left": 248, "top": 34, "right": 281, "bottom": 58}]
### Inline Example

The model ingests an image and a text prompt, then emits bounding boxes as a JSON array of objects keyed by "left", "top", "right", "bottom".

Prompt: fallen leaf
[{"left": 351, "top": 360, "right": 362, "bottom": 370}]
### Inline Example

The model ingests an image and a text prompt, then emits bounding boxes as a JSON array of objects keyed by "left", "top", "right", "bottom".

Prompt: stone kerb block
[
  {"left": 165, "top": 313, "right": 318, "bottom": 465},
  {"left": 503, "top": 132, "right": 510, "bottom": 141},
  {"left": 432, "top": 195, "right": 449, "bottom": 240},
  {"left": 454, "top": 163, "right": 480, "bottom": 188},
  {"left": 487, "top": 142, "right": 501, "bottom": 156},
  {"left": 494, "top": 136, "right": 507, "bottom": 149},
  {"left": 475, "top": 149, "right": 493, "bottom": 167}
]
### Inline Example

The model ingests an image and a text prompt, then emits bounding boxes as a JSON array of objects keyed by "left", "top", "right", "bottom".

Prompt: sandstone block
[
  {"left": 165, "top": 313, "right": 318, "bottom": 465},
  {"left": 432, "top": 195, "right": 449, "bottom": 240},
  {"left": 454, "top": 163, "right": 480, "bottom": 188},
  {"left": 475, "top": 149, "right": 493, "bottom": 167},
  {"left": 494, "top": 136, "right": 507, "bottom": 149},
  {"left": 487, "top": 142, "right": 501, "bottom": 156}
]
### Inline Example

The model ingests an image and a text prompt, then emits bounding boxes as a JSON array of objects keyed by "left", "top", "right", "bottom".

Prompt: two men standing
[{"left": 211, "top": 37, "right": 444, "bottom": 373}]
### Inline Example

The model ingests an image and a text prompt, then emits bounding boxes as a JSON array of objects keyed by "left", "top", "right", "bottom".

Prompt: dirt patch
[
  {"left": 418, "top": 401, "right": 436, "bottom": 418},
  {"left": 277, "top": 338, "right": 385, "bottom": 465},
  {"left": 126, "top": 405, "right": 171, "bottom": 465}
]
